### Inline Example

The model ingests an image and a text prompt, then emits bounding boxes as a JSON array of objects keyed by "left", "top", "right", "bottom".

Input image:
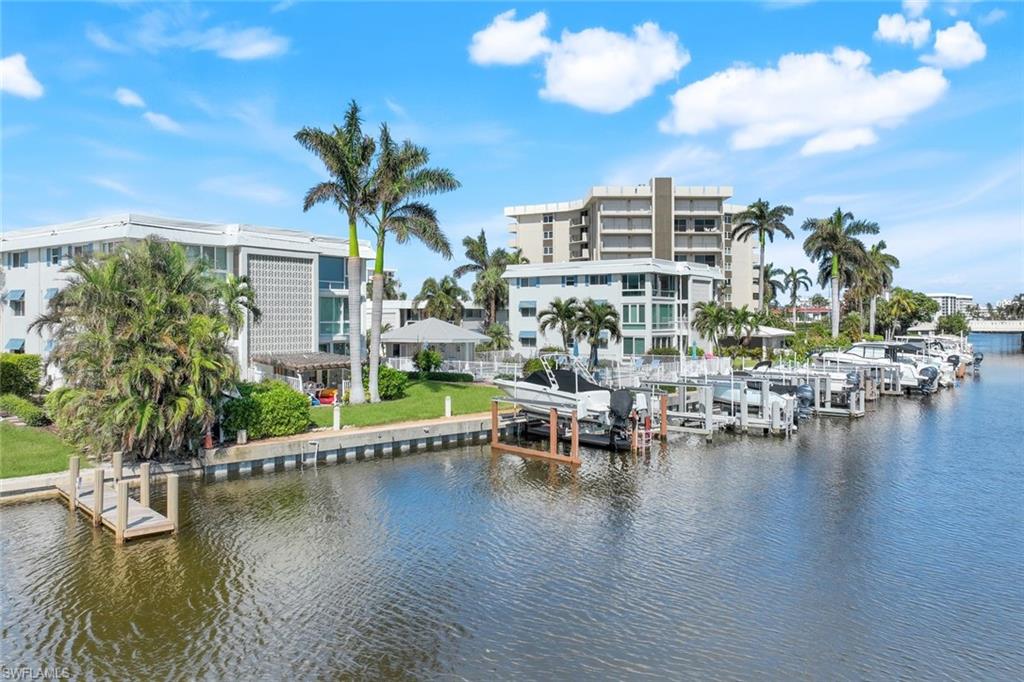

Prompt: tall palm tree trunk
[
  {"left": 758, "top": 232, "right": 766, "bottom": 312},
  {"left": 791, "top": 292, "right": 798, "bottom": 328},
  {"left": 368, "top": 267, "right": 385, "bottom": 403},
  {"left": 869, "top": 295, "right": 877, "bottom": 336},
  {"left": 347, "top": 217, "right": 365, "bottom": 404}
]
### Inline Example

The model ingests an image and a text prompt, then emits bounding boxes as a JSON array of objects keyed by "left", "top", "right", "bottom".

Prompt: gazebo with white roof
[{"left": 380, "top": 317, "right": 491, "bottom": 367}]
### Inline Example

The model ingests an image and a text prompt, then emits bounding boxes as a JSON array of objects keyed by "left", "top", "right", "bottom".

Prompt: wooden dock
[{"left": 56, "top": 458, "right": 178, "bottom": 543}]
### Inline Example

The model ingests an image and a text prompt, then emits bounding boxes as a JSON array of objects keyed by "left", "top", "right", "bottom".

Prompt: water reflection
[{"left": 1, "top": 336, "right": 1021, "bottom": 679}]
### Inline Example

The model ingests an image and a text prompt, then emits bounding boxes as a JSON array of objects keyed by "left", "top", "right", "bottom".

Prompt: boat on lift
[{"left": 811, "top": 342, "right": 940, "bottom": 393}]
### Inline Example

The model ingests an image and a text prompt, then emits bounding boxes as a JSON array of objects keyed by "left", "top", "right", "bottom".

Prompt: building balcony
[
  {"left": 319, "top": 322, "right": 349, "bottom": 337},
  {"left": 568, "top": 216, "right": 588, "bottom": 227},
  {"left": 319, "top": 279, "right": 349, "bottom": 292},
  {"left": 569, "top": 249, "right": 590, "bottom": 261},
  {"left": 569, "top": 229, "right": 589, "bottom": 244}
]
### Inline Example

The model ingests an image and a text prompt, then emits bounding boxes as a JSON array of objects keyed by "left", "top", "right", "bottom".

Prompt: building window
[
  {"left": 185, "top": 245, "right": 227, "bottom": 273},
  {"left": 623, "top": 337, "right": 645, "bottom": 355},
  {"left": 519, "top": 334, "right": 537, "bottom": 348},
  {"left": 673, "top": 254, "right": 688, "bottom": 262},
  {"left": 693, "top": 254, "right": 716, "bottom": 267},
  {"left": 622, "top": 304, "right": 646, "bottom": 330},
  {"left": 8, "top": 251, "right": 29, "bottom": 268},
  {"left": 520, "top": 306, "right": 536, "bottom": 317},
  {"left": 47, "top": 247, "right": 62, "bottom": 265},
  {"left": 11, "top": 300, "right": 25, "bottom": 317},
  {"left": 561, "top": 275, "right": 577, "bottom": 287},
  {"left": 586, "top": 274, "right": 610, "bottom": 286},
  {"left": 543, "top": 229, "right": 553, "bottom": 240},
  {"left": 319, "top": 296, "right": 348, "bottom": 336},
  {"left": 542, "top": 213, "right": 554, "bottom": 223},
  {"left": 652, "top": 336, "right": 674, "bottom": 350},
  {"left": 653, "top": 304, "right": 675, "bottom": 330},
  {"left": 101, "top": 241, "right": 119, "bottom": 254},
  {"left": 71, "top": 243, "right": 94, "bottom": 259},
  {"left": 318, "top": 256, "right": 348, "bottom": 289},
  {"left": 543, "top": 246, "right": 553, "bottom": 256},
  {"left": 622, "top": 273, "right": 645, "bottom": 296},
  {"left": 673, "top": 217, "right": 688, "bottom": 232},
  {"left": 694, "top": 218, "right": 717, "bottom": 232},
  {"left": 724, "top": 214, "right": 733, "bottom": 225},
  {"left": 653, "top": 274, "right": 675, "bottom": 298}
]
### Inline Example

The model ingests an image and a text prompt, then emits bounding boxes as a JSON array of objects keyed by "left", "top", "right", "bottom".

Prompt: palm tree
[
  {"left": 537, "top": 297, "right": 580, "bottom": 350},
  {"left": 295, "top": 101, "right": 375, "bottom": 404},
  {"left": 364, "top": 273, "right": 404, "bottom": 301},
  {"left": 364, "top": 124, "right": 460, "bottom": 402},
  {"left": 801, "top": 207, "right": 879, "bottom": 338},
  {"left": 482, "top": 322, "right": 512, "bottom": 351},
  {"left": 887, "top": 288, "right": 917, "bottom": 338},
  {"left": 862, "top": 240, "right": 900, "bottom": 336},
  {"left": 453, "top": 231, "right": 526, "bottom": 324},
  {"left": 574, "top": 299, "right": 621, "bottom": 368},
  {"left": 728, "top": 305, "right": 758, "bottom": 346},
  {"left": 782, "top": 267, "right": 812, "bottom": 328},
  {"left": 692, "top": 301, "right": 730, "bottom": 355},
  {"left": 760, "top": 261, "right": 786, "bottom": 307},
  {"left": 31, "top": 238, "right": 248, "bottom": 461},
  {"left": 731, "top": 199, "right": 795, "bottom": 311},
  {"left": 413, "top": 276, "right": 467, "bottom": 323}
]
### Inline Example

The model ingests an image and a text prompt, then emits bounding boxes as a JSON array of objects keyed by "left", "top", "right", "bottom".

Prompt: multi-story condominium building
[
  {"left": 503, "top": 258, "right": 722, "bottom": 358},
  {"left": 1, "top": 214, "right": 372, "bottom": 381},
  {"left": 504, "top": 178, "right": 758, "bottom": 309},
  {"left": 926, "top": 292, "right": 974, "bottom": 319}
]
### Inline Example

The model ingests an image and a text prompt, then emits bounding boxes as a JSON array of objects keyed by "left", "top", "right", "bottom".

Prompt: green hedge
[
  {"left": 0, "top": 393, "right": 49, "bottom": 426},
  {"left": 0, "top": 355, "right": 43, "bottom": 398},
  {"left": 412, "top": 348, "right": 442, "bottom": 373},
  {"left": 403, "top": 371, "right": 474, "bottom": 383},
  {"left": 221, "top": 381, "right": 311, "bottom": 441},
  {"left": 364, "top": 365, "right": 410, "bottom": 400}
]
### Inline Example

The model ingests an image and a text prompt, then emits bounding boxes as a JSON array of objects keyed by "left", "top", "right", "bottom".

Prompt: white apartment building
[
  {"left": 926, "top": 292, "right": 974, "bottom": 319},
  {"left": 503, "top": 258, "right": 722, "bottom": 359},
  {"left": 505, "top": 178, "right": 758, "bottom": 309},
  {"left": 1, "top": 214, "right": 373, "bottom": 381}
]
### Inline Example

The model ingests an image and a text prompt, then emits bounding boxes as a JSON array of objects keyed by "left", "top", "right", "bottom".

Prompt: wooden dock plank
[{"left": 56, "top": 478, "right": 174, "bottom": 541}]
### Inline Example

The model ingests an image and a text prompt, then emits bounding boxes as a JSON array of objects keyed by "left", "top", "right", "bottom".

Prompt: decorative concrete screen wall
[{"left": 247, "top": 254, "right": 314, "bottom": 356}]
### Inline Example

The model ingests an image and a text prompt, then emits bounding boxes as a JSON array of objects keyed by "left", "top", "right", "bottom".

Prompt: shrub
[
  {"left": 493, "top": 373, "right": 514, "bottom": 381},
  {"left": 222, "top": 381, "right": 311, "bottom": 441},
  {"left": 403, "top": 371, "right": 474, "bottom": 383},
  {"left": 649, "top": 346, "right": 680, "bottom": 356},
  {"left": 413, "top": 348, "right": 442, "bottom": 373},
  {"left": 0, "top": 393, "right": 49, "bottom": 426},
  {"left": 363, "top": 365, "right": 409, "bottom": 400},
  {"left": 539, "top": 346, "right": 564, "bottom": 353},
  {"left": 522, "top": 358, "right": 545, "bottom": 376},
  {"left": 0, "top": 354, "right": 43, "bottom": 398}
]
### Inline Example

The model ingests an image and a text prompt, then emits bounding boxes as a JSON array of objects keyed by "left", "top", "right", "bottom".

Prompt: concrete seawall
[{"left": 1, "top": 413, "right": 509, "bottom": 504}]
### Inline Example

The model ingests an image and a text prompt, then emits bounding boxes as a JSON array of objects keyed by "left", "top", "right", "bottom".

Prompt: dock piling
[
  {"left": 167, "top": 474, "right": 179, "bottom": 532},
  {"left": 68, "top": 456, "right": 80, "bottom": 511},
  {"left": 112, "top": 452, "right": 123, "bottom": 483},
  {"left": 92, "top": 468, "right": 104, "bottom": 526},
  {"left": 445, "top": 396, "right": 452, "bottom": 418},
  {"left": 490, "top": 401, "right": 499, "bottom": 446},
  {"left": 140, "top": 462, "right": 151, "bottom": 508},
  {"left": 659, "top": 395, "right": 668, "bottom": 439},
  {"left": 549, "top": 408, "right": 558, "bottom": 458},
  {"left": 703, "top": 386, "right": 714, "bottom": 442},
  {"left": 739, "top": 386, "right": 749, "bottom": 433},
  {"left": 115, "top": 480, "right": 128, "bottom": 544}
]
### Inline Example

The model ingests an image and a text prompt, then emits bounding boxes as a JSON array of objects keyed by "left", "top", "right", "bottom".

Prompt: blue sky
[{"left": 2, "top": 1, "right": 1021, "bottom": 302}]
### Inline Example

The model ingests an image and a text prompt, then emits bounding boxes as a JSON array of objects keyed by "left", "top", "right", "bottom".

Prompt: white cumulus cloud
[
  {"left": 0, "top": 53, "right": 44, "bottom": 99},
  {"left": 541, "top": 22, "right": 689, "bottom": 113},
  {"left": 978, "top": 9, "right": 1007, "bottom": 26},
  {"left": 143, "top": 111, "right": 184, "bottom": 134},
  {"left": 469, "top": 9, "right": 551, "bottom": 65},
  {"left": 659, "top": 47, "right": 948, "bottom": 156},
  {"left": 902, "top": 0, "right": 929, "bottom": 18},
  {"left": 875, "top": 13, "right": 931, "bottom": 48},
  {"left": 468, "top": 12, "right": 688, "bottom": 113},
  {"left": 195, "top": 27, "right": 289, "bottom": 60},
  {"left": 114, "top": 87, "right": 145, "bottom": 108},
  {"left": 921, "top": 21, "right": 986, "bottom": 69}
]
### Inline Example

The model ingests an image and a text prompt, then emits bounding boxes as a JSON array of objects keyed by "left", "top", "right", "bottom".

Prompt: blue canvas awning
[
  {"left": 6, "top": 290, "right": 25, "bottom": 301},
  {"left": 518, "top": 300, "right": 536, "bottom": 308},
  {"left": 5, "top": 338, "right": 25, "bottom": 351},
  {"left": 44, "top": 288, "right": 58, "bottom": 300},
  {"left": 519, "top": 331, "right": 537, "bottom": 339}
]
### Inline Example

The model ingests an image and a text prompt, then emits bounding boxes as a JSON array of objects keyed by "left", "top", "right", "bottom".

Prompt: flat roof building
[
  {"left": 926, "top": 292, "right": 974, "bottom": 319},
  {"left": 504, "top": 178, "right": 757, "bottom": 309},
  {"left": 503, "top": 258, "right": 722, "bottom": 359},
  {"left": 1, "top": 213, "right": 374, "bottom": 383}
]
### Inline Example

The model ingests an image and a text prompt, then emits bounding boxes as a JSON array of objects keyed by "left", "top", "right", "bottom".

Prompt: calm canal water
[{"left": 2, "top": 335, "right": 1022, "bottom": 680}]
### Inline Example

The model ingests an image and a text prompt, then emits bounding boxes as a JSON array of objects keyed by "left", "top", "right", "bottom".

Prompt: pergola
[{"left": 251, "top": 351, "right": 351, "bottom": 393}]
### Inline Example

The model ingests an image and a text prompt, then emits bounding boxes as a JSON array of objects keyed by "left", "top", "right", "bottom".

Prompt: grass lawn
[
  {"left": 311, "top": 380, "right": 503, "bottom": 429},
  {"left": 0, "top": 422, "right": 78, "bottom": 478}
]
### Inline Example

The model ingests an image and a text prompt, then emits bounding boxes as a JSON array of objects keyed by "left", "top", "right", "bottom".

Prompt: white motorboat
[{"left": 812, "top": 343, "right": 940, "bottom": 393}]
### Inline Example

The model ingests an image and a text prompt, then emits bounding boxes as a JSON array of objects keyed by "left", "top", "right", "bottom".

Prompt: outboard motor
[
  {"left": 609, "top": 389, "right": 634, "bottom": 428},
  {"left": 794, "top": 384, "right": 814, "bottom": 421},
  {"left": 845, "top": 370, "right": 862, "bottom": 392},
  {"left": 917, "top": 365, "right": 939, "bottom": 393},
  {"left": 946, "top": 354, "right": 960, "bottom": 369},
  {"left": 973, "top": 351, "right": 984, "bottom": 367}
]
